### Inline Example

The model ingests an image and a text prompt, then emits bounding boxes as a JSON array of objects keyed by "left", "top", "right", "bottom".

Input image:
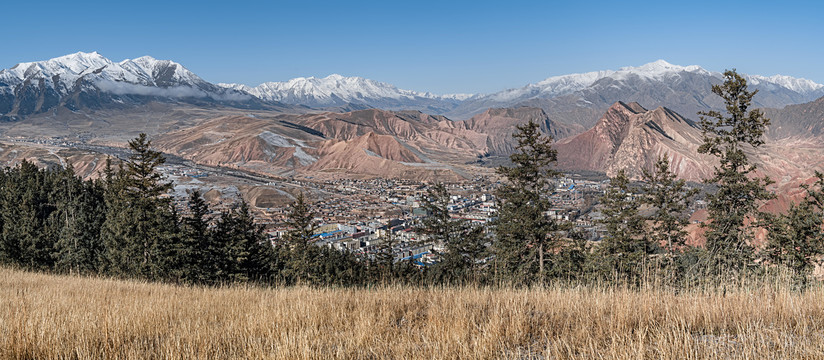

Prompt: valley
[{"left": 2, "top": 52, "right": 824, "bottom": 261}]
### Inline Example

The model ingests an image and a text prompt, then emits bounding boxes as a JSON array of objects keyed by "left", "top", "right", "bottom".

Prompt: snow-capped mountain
[
  {"left": 0, "top": 52, "right": 260, "bottom": 121},
  {"left": 476, "top": 60, "right": 821, "bottom": 103},
  {"left": 2, "top": 53, "right": 822, "bottom": 128},
  {"left": 219, "top": 74, "right": 473, "bottom": 113},
  {"left": 746, "top": 74, "right": 824, "bottom": 94},
  {"left": 445, "top": 60, "right": 824, "bottom": 125}
]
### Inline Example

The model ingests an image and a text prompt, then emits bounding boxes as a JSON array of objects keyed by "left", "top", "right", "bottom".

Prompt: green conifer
[
  {"left": 493, "top": 120, "right": 560, "bottom": 284},
  {"left": 697, "top": 70, "right": 773, "bottom": 275}
]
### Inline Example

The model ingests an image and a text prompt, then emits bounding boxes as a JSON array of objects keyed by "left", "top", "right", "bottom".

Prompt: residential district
[{"left": 163, "top": 168, "right": 707, "bottom": 267}]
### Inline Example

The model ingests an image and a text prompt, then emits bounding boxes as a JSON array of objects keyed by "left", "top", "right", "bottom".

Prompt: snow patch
[
  {"left": 258, "top": 131, "right": 293, "bottom": 147},
  {"left": 293, "top": 147, "right": 317, "bottom": 165},
  {"left": 363, "top": 148, "right": 382, "bottom": 158}
]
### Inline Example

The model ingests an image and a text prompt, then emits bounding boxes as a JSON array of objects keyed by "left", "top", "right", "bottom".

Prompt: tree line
[
  {"left": 485, "top": 70, "right": 824, "bottom": 287},
  {"left": 0, "top": 134, "right": 423, "bottom": 286},
  {"left": 1, "top": 70, "right": 823, "bottom": 288}
]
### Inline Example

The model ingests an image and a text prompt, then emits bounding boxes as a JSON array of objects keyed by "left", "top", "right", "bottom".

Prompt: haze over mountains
[{"left": 1, "top": 51, "right": 823, "bottom": 184}]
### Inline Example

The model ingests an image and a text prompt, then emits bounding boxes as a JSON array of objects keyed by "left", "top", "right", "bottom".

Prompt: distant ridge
[
  {"left": 0, "top": 51, "right": 273, "bottom": 121},
  {"left": 219, "top": 74, "right": 472, "bottom": 114},
  {"left": 445, "top": 60, "right": 824, "bottom": 125},
  {"left": 2, "top": 52, "right": 823, "bottom": 127}
]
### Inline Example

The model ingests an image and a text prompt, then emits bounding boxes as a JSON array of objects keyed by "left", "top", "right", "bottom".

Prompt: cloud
[{"left": 94, "top": 80, "right": 252, "bottom": 102}]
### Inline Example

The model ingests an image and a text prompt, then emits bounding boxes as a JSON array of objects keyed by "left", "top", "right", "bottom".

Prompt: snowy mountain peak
[
  {"left": 0, "top": 51, "right": 214, "bottom": 87},
  {"left": 0, "top": 51, "right": 254, "bottom": 120},
  {"left": 450, "top": 60, "right": 824, "bottom": 121},
  {"left": 615, "top": 59, "right": 709, "bottom": 79},
  {"left": 746, "top": 74, "right": 824, "bottom": 94},
  {"left": 48, "top": 51, "right": 110, "bottom": 71},
  {"left": 625, "top": 59, "right": 681, "bottom": 72},
  {"left": 494, "top": 59, "right": 823, "bottom": 103},
  {"left": 223, "top": 74, "right": 473, "bottom": 107},
  {"left": 3, "top": 52, "right": 823, "bottom": 122},
  {"left": 131, "top": 55, "right": 158, "bottom": 63},
  {"left": 3, "top": 51, "right": 113, "bottom": 81},
  {"left": 519, "top": 60, "right": 711, "bottom": 101}
]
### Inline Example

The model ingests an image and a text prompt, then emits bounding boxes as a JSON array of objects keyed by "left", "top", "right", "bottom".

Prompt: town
[
  {"left": 194, "top": 171, "right": 704, "bottom": 267},
  {"left": 1, "top": 135, "right": 711, "bottom": 269}
]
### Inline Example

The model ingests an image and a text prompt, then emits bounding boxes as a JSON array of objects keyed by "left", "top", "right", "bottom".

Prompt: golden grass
[{"left": 3, "top": 268, "right": 824, "bottom": 359}]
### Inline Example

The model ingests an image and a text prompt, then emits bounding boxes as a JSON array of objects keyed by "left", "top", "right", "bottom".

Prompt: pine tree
[
  {"left": 597, "top": 170, "right": 654, "bottom": 283},
  {"left": 52, "top": 166, "right": 106, "bottom": 274},
  {"left": 640, "top": 155, "right": 697, "bottom": 256},
  {"left": 372, "top": 229, "right": 399, "bottom": 285},
  {"left": 547, "top": 228, "right": 590, "bottom": 281},
  {"left": 280, "top": 192, "right": 318, "bottom": 284},
  {"left": 0, "top": 169, "right": 11, "bottom": 264},
  {"left": 761, "top": 172, "right": 824, "bottom": 283},
  {"left": 14, "top": 161, "right": 56, "bottom": 270},
  {"left": 452, "top": 224, "right": 487, "bottom": 282},
  {"left": 493, "top": 120, "right": 560, "bottom": 284},
  {"left": 315, "top": 245, "right": 363, "bottom": 286},
  {"left": 0, "top": 166, "right": 22, "bottom": 266},
  {"left": 214, "top": 201, "right": 273, "bottom": 283},
  {"left": 419, "top": 183, "right": 487, "bottom": 284},
  {"left": 101, "top": 133, "right": 178, "bottom": 280},
  {"left": 176, "top": 190, "right": 213, "bottom": 284},
  {"left": 697, "top": 70, "right": 773, "bottom": 275},
  {"left": 0, "top": 162, "right": 105, "bottom": 273}
]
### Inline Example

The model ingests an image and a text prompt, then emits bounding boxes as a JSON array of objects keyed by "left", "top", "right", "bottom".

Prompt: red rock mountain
[
  {"left": 154, "top": 110, "right": 478, "bottom": 180},
  {"left": 555, "top": 101, "right": 715, "bottom": 181},
  {"left": 152, "top": 103, "right": 824, "bottom": 185},
  {"left": 553, "top": 101, "right": 824, "bottom": 192}
]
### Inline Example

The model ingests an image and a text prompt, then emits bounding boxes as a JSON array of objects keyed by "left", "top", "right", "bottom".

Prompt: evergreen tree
[
  {"left": 761, "top": 172, "right": 824, "bottom": 283},
  {"left": 493, "top": 120, "right": 560, "bottom": 284},
  {"left": 0, "top": 166, "right": 22, "bottom": 265},
  {"left": 11, "top": 161, "right": 56, "bottom": 270},
  {"left": 547, "top": 227, "right": 590, "bottom": 281},
  {"left": 176, "top": 190, "right": 214, "bottom": 283},
  {"left": 52, "top": 166, "right": 106, "bottom": 274},
  {"left": 640, "top": 155, "right": 697, "bottom": 256},
  {"left": 101, "top": 133, "right": 178, "bottom": 280},
  {"left": 276, "top": 191, "right": 365, "bottom": 286},
  {"left": 213, "top": 201, "right": 273, "bottom": 283},
  {"left": 697, "top": 70, "right": 773, "bottom": 274},
  {"left": 280, "top": 192, "right": 318, "bottom": 284},
  {"left": 315, "top": 245, "right": 363, "bottom": 286},
  {"left": 419, "top": 183, "right": 487, "bottom": 284},
  {"left": 0, "top": 162, "right": 105, "bottom": 272},
  {"left": 369, "top": 229, "right": 409, "bottom": 285},
  {"left": 597, "top": 170, "right": 654, "bottom": 283}
]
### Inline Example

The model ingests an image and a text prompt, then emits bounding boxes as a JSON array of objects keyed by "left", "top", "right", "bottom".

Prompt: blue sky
[{"left": 1, "top": 0, "right": 821, "bottom": 94}]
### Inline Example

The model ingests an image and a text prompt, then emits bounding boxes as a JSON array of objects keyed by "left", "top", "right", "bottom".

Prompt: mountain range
[
  {"left": 3, "top": 52, "right": 823, "bottom": 128},
  {"left": 219, "top": 75, "right": 471, "bottom": 114},
  {"left": 0, "top": 52, "right": 274, "bottom": 122},
  {"left": 447, "top": 60, "right": 824, "bottom": 127},
  {"left": 142, "top": 100, "right": 824, "bottom": 187},
  {"left": 1, "top": 51, "right": 823, "bottom": 186}
]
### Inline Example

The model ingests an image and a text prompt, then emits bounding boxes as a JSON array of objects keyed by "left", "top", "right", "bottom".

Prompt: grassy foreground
[{"left": 2, "top": 268, "right": 824, "bottom": 359}]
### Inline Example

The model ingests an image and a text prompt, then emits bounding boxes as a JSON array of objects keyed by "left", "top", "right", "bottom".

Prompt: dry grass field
[{"left": 3, "top": 268, "right": 824, "bottom": 359}]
